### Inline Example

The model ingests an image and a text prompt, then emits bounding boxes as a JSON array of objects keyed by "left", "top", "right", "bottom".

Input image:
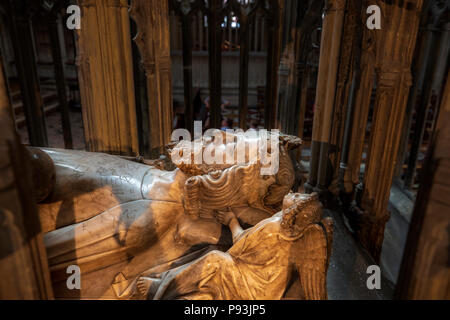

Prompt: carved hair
[
  {"left": 169, "top": 132, "right": 302, "bottom": 217},
  {"left": 280, "top": 193, "right": 323, "bottom": 240},
  {"left": 264, "top": 146, "right": 295, "bottom": 211},
  {"left": 183, "top": 162, "right": 271, "bottom": 217}
]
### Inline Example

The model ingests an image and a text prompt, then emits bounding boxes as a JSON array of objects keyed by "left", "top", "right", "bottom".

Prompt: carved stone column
[
  {"left": 130, "top": 0, "right": 173, "bottom": 156},
  {"left": 329, "top": 0, "right": 362, "bottom": 197},
  {"left": 237, "top": 2, "right": 253, "bottom": 130},
  {"left": 0, "top": 50, "right": 12, "bottom": 120},
  {"left": 354, "top": 0, "right": 424, "bottom": 261},
  {"left": 6, "top": 0, "right": 48, "bottom": 147},
  {"left": 170, "top": 0, "right": 197, "bottom": 134},
  {"left": 395, "top": 1, "right": 449, "bottom": 184},
  {"left": 0, "top": 51, "right": 54, "bottom": 299},
  {"left": 395, "top": 86, "right": 450, "bottom": 299},
  {"left": 207, "top": 0, "right": 223, "bottom": 130},
  {"left": 76, "top": 0, "right": 139, "bottom": 156},
  {"left": 277, "top": 0, "right": 308, "bottom": 135},
  {"left": 293, "top": 0, "right": 324, "bottom": 142},
  {"left": 404, "top": 20, "right": 450, "bottom": 189},
  {"left": 48, "top": 12, "right": 73, "bottom": 149},
  {"left": 394, "top": 19, "right": 436, "bottom": 184},
  {"left": 435, "top": 71, "right": 449, "bottom": 132},
  {"left": 304, "top": 0, "right": 346, "bottom": 195},
  {"left": 344, "top": 15, "right": 377, "bottom": 200},
  {"left": 264, "top": 0, "right": 284, "bottom": 129}
]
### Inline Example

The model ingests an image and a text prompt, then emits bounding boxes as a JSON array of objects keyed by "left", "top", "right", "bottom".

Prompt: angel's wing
[{"left": 297, "top": 218, "right": 333, "bottom": 300}]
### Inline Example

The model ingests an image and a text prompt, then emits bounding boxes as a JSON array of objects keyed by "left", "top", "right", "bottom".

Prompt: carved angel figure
[{"left": 130, "top": 192, "right": 333, "bottom": 300}]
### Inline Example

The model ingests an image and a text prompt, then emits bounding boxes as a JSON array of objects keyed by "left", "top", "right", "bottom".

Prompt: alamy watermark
[
  {"left": 66, "top": 265, "right": 81, "bottom": 290},
  {"left": 366, "top": 265, "right": 381, "bottom": 290},
  {"left": 366, "top": 5, "right": 382, "bottom": 30},
  {"left": 66, "top": 5, "right": 81, "bottom": 30}
]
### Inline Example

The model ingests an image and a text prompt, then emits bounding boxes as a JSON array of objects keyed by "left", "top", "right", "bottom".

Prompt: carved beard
[
  {"left": 171, "top": 133, "right": 297, "bottom": 216},
  {"left": 263, "top": 147, "right": 295, "bottom": 212},
  {"left": 182, "top": 162, "right": 275, "bottom": 218}
]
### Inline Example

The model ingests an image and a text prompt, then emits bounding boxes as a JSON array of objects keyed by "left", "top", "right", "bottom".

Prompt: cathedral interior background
[{"left": 0, "top": 0, "right": 448, "bottom": 300}]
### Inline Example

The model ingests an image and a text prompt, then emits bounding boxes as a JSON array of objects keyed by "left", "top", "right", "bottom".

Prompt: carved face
[{"left": 280, "top": 193, "right": 323, "bottom": 239}]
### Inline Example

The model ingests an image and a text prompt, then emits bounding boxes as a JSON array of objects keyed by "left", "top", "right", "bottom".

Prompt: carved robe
[{"left": 146, "top": 213, "right": 330, "bottom": 300}]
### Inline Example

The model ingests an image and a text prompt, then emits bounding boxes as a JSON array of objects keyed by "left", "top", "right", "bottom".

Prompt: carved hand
[
  {"left": 216, "top": 209, "right": 236, "bottom": 226},
  {"left": 216, "top": 209, "right": 245, "bottom": 243}
]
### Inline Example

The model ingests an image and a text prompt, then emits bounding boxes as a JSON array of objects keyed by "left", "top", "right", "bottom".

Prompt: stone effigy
[{"left": 31, "top": 131, "right": 332, "bottom": 299}]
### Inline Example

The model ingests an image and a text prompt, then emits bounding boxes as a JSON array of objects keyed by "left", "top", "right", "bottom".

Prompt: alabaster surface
[
  {"left": 130, "top": 193, "right": 332, "bottom": 300},
  {"left": 32, "top": 132, "right": 332, "bottom": 299}
]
